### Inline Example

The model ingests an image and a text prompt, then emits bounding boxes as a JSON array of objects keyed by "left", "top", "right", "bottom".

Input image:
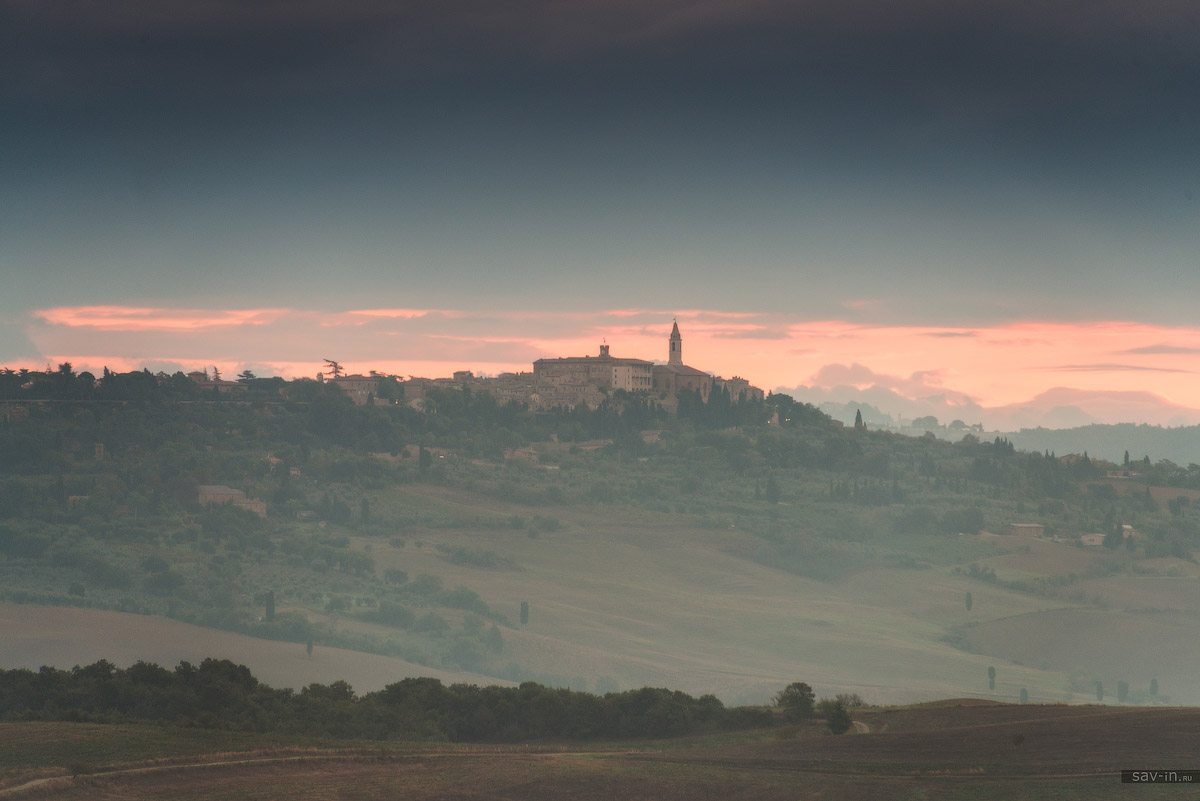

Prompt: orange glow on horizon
[{"left": 15, "top": 305, "right": 1200, "bottom": 419}]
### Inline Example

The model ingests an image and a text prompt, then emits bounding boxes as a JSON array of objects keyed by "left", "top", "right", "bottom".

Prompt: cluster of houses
[{"left": 265, "top": 320, "right": 765, "bottom": 412}]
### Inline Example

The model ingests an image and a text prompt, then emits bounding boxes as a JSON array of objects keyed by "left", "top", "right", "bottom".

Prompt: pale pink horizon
[{"left": 13, "top": 305, "right": 1200, "bottom": 422}]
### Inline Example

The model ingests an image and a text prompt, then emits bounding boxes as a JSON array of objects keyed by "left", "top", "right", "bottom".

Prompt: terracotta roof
[
  {"left": 654, "top": 363, "right": 710, "bottom": 377},
  {"left": 534, "top": 355, "right": 652, "bottom": 366}
]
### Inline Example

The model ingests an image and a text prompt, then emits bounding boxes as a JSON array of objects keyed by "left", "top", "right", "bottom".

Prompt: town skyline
[{"left": 5, "top": 309, "right": 1200, "bottom": 430}]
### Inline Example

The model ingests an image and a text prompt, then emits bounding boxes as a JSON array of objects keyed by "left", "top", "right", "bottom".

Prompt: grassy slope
[
  {"left": 6, "top": 473, "right": 1198, "bottom": 705},
  {"left": 0, "top": 605, "right": 506, "bottom": 694},
  {"left": 281, "top": 484, "right": 1108, "bottom": 704}
]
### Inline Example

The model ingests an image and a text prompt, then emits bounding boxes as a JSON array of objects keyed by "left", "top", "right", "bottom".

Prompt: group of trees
[
  {"left": 0, "top": 660, "right": 793, "bottom": 742},
  {"left": 1, "top": 364, "right": 779, "bottom": 442},
  {"left": 772, "top": 682, "right": 856, "bottom": 734}
]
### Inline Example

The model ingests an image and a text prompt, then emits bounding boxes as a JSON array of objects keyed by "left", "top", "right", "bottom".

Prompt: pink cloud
[
  {"left": 344, "top": 309, "right": 463, "bottom": 321},
  {"left": 35, "top": 306, "right": 288, "bottom": 332},
  {"left": 809, "top": 363, "right": 971, "bottom": 402}
]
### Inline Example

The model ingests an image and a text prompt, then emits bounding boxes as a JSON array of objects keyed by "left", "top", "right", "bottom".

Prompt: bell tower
[{"left": 668, "top": 319, "right": 682, "bottom": 365}]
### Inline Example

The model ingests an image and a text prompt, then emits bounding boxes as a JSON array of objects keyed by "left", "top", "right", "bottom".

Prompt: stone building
[
  {"left": 330, "top": 374, "right": 380, "bottom": 405},
  {"left": 533, "top": 344, "right": 653, "bottom": 393},
  {"left": 717, "top": 375, "right": 765, "bottom": 403}
]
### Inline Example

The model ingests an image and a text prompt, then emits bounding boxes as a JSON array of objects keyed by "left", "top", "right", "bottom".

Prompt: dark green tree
[
  {"left": 1019, "top": 688, "right": 1028, "bottom": 704},
  {"left": 854, "top": 409, "right": 865, "bottom": 430},
  {"left": 826, "top": 700, "right": 853, "bottom": 734},
  {"left": 773, "top": 682, "right": 815, "bottom": 721},
  {"left": 1096, "top": 681, "right": 1104, "bottom": 702},
  {"left": 306, "top": 637, "right": 314, "bottom": 658},
  {"left": 520, "top": 601, "right": 529, "bottom": 626},
  {"left": 1117, "top": 680, "right": 1128, "bottom": 703},
  {"left": 265, "top": 590, "right": 275, "bottom": 622},
  {"left": 765, "top": 475, "right": 781, "bottom": 504},
  {"left": 1103, "top": 523, "right": 1123, "bottom": 550},
  {"left": 965, "top": 591, "right": 972, "bottom": 612},
  {"left": 987, "top": 665, "right": 996, "bottom": 691}
]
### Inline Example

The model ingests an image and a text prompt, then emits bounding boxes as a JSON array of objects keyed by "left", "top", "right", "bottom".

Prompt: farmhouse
[{"left": 197, "top": 484, "right": 267, "bottom": 517}]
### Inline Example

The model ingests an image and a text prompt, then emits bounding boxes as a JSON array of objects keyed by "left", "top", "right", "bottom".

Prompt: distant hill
[
  {"left": 784, "top": 383, "right": 1200, "bottom": 434},
  {"left": 803, "top": 397, "right": 1200, "bottom": 465},
  {"left": 5, "top": 379, "right": 1200, "bottom": 707},
  {"left": 1002, "top": 424, "right": 1200, "bottom": 467}
]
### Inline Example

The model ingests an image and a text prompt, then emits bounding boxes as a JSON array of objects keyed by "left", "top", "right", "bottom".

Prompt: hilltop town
[{"left": 189, "top": 321, "right": 764, "bottom": 412}]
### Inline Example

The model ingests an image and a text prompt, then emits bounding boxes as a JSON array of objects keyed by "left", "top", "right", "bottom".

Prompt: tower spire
[{"left": 668, "top": 318, "right": 682, "bottom": 365}]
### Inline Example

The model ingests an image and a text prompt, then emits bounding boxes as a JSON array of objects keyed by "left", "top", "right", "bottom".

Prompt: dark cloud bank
[
  {"left": 2, "top": 1, "right": 1198, "bottom": 322},
  {"left": 6, "top": 1, "right": 1197, "bottom": 153}
]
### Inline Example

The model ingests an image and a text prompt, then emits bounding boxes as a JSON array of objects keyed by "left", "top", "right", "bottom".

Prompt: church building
[{"left": 651, "top": 320, "right": 714, "bottom": 401}]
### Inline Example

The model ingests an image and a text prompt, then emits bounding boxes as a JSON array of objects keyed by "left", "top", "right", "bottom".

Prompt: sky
[{"left": 3, "top": 1, "right": 1199, "bottom": 427}]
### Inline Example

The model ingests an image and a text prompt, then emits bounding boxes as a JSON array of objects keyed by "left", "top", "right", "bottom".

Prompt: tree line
[{"left": 0, "top": 659, "right": 782, "bottom": 742}]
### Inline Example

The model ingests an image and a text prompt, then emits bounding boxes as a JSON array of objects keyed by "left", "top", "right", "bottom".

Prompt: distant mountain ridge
[
  {"left": 782, "top": 383, "right": 1200, "bottom": 464},
  {"left": 782, "top": 384, "right": 1200, "bottom": 431},
  {"left": 807, "top": 400, "right": 1200, "bottom": 466}
]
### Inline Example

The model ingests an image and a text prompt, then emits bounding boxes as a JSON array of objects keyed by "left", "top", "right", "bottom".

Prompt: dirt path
[
  {"left": 0, "top": 749, "right": 593, "bottom": 798},
  {"left": 0, "top": 777, "right": 63, "bottom": 797},
  {"left": 0, "top": 753, "right": 390, "bottom": 797}
]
